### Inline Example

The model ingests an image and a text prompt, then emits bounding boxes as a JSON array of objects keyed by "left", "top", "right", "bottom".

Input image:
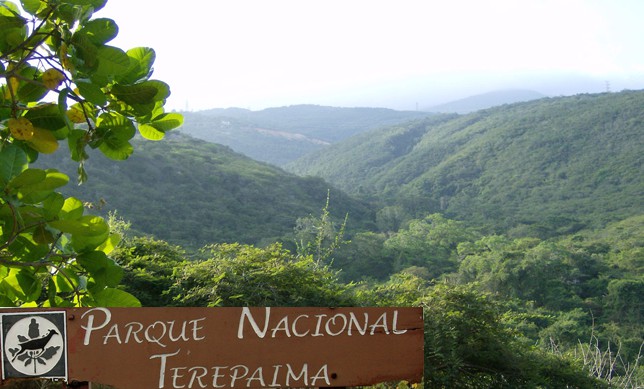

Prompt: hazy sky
[{"left": 98, "top": 0, "right": 644, "bottom": 111}]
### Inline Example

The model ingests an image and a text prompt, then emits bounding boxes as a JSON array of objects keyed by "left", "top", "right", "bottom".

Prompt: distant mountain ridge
[
  {"left": 428, "top": 89, "right": 547, "bottom": 113},
  {"left": 287, "top": 90, "right": 644, "bottom": 235},
  {"left": 178, "top": 105, "right": 431, "bottom": 165}
]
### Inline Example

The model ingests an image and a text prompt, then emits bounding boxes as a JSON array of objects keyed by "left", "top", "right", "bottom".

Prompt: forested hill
[
  {"left": 37, "top": 134, "right": 374, "bottom": 248},
  {"left": 178, "top": 105, "right": 431, "bottom": 165},
  {"left": 287, "top": 90, "right": 644, "bottom": 236}
]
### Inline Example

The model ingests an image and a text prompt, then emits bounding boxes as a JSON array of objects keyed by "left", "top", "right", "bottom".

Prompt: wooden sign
[{"left": 1, "top": 307, "right": 424, "bottom": 388}]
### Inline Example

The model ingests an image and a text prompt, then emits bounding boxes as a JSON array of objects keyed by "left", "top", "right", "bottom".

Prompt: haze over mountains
[
  {"left": 177, "top": 89, "right": 552, "bottom": 165},
  {"left": 41, "top": 88, "right": 644, "bottom": 248}
]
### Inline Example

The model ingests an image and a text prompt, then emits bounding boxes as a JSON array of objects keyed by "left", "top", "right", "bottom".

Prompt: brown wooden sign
[{"left": 1, "top": 307, "right": 423, "bottom": 388}]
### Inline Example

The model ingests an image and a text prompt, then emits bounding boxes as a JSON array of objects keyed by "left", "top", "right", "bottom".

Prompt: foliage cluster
[
  {"left": 0, "top": 0, "right": 181, "bottom": 307},
  {"left": 110, "top": 211, "right": 642, "bottom": 387}
]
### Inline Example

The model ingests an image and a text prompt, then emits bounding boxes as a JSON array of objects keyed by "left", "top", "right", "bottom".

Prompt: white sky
[{"left": 98, "top": 0, "right": 644, "bottom": 111}]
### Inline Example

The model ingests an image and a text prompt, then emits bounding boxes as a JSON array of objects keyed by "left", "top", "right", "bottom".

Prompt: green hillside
[
  {"left": 178, "top": 105, "right": 431, "bottom": 165},
  {"left": 287, "top": 90, "right": 644, "bottom": 236},
  {"left": 36, "top": 134, "right": 374, "bottom": 248}
]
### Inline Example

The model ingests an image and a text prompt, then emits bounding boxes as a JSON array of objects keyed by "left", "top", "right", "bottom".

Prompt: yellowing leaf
[
  {"left": 8, "top": 117, "right": 34, "bottom": 140},
  {"left": 42, "top": 68, "right": 65, "bottom": 90},
  {"left": 3, "top": 77, "right": 19, "bottom": 99},
  {"left": 66, "top": 108, "right": 85, "bottom": 123},
  {"left": 27, "top": 127, "right": 59, "bottom": 153}
]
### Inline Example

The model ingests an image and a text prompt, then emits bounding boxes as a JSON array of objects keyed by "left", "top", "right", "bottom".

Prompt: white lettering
[
  {"left": 188, "top": 366, "right": 208, "bottom": 388},
  {"left": 310, "top": 364, "right": 331, "bottom": 386},
  {"left": 325, "top": 314, "right": 347, "bottom": 336},
  {"left": 80, "top": 308, "right": 208, "bottom": 348},
  {"left": 154, "top": 359, "right": 329, "bottom": 388},
  {"left": 312, "top": 314, "right": 327, "bottom": 337},
  {"left": 81, "top": 307, "right": 111, "bottom": 345},
  {"left": 150, "top": 348, "right": 181, "bottom": 388},
  {"left": 291, "top": 314, "right": 310, "bottom": 337},
  {"left": 285, "top": 363, "right": 308, "bottom": 386},
  {"left": 237, "top": 309, "right": 409, "bottom": 339},
  {"left": 167, "top": 320, "right": 189, "bottom": 342},
  {"left": 190, "top": 318, "right": 207, "bottom": 341},
  {"left": 103, "top": 324, "right": 122, "bottom": 345},
  {"left": 247, "top": 367, "right": 266, "bottom": 387},
  {"left": 124, "top": 322, "right": 144, "bottom": 343},
  {"left": 238, "top": 307, "right": 270, "bottom": 339},
  {"left": 171, "top": 367, "right": 186, "bottom": 388},
  {"left": 145, "top": 321, "right": 168, "bottom": 347},
  {"left": 229, "top": 365, "right": 249, "bottom": 387},
  {"left": 271, "top": 316, "right": 291, "bottom": 338},
  {"left": 271, "top": 365, "right": 282, "bottom": 387},
  {"left": 348, "top": 312, "right": 368, "bottom": 336},
  {"left": 370, "top": 312, "right": 390, "bottom": 335},
  {"left": 211, "top": 366, "right": 228, "bottom": 388},
  {"left": 392, "top": 310, "right": 408, "bottom": 335}
]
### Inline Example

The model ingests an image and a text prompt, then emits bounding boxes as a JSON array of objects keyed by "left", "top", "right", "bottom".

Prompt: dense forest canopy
[
  {"left": 287, "top": 90, "right": 644, "bottom": 237},
  {"left": 35, "top": 134, "right": 375, "bottom": 248}
]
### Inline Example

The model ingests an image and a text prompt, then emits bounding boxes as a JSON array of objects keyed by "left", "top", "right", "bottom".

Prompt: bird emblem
[{"left": 11, "top": 329, "right": 59, "bottom": 362}]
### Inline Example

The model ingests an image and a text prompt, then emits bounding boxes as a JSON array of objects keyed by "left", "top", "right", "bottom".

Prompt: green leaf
[
  {"left": 2, "top": 268, "right": 41, "bottom": 302},
  {"left": 98, "top": 140, "right": 133, "bottom": 160},
  {"left": 139, "top": 80, "right": 170, "bottom": 102},
  {"left": 119, "top": 47, "right": 155, "bottom": 84},
  {"left": 150, "top": 112, "right": 183, "bottom": 131},
  {"left": 0, "top": 13, "right": 27, "bottom": 54},
  {"left": 32, "top": 223, "right": 55, "bottom": 244},
  {"left": 20, "top": 0, "right": 43, "bottom": 15},
  {"left": 7, "top": 234, "right": 49, "bottom": 262},
  {"left": 77, "top": 251, "right": 123, "bottom": 290},
  {"left": 12, "top": 170, "right": 69, "bottom": 204},
  {"left": 24, "top": 104, "right": 67, "bottom": 131},
  {"left": 96, "top": 233, "right": 120, "bottom": 255},
  {"left": 77, "top": 18, "right": 118, "bottom": 45},
  {"left": 49, "top": 215, "right": 109, "bottom": 252},
  {"left": 0, "top": 143, "right": 28, "bottom": 186},
  {"left": 95, "top": 45, "right": 130, "bottom": 77},
  {"left": 7, "top": 168, "right": 46, "bottom": 191},
  {"left": 42, "top": 192, "right": 65, "bottom": 219},
  {"left": 57, "top": 87, "right": 73, "bottom": 130},
  {"left": 58, "top": 196, "right": 84, "bottom": 220},
  {"left": 93, "top": 288, "right": 141, "bottom": 307},
  {"left": 137, "top": 124, "right": 164, "bottom": 140},
  {"left": 76, "top": 79, "right": 106, "bottom": 106},
  {"left": 16, "top": 66, "right": 48, "bottom": 102},
  {"left": 111, "top": 83, "right": 158, "bottom": 105},
  {"left": 49, "top": 214, "right": 107, "bottom": 235},
  {"left": 96, "top": 112, "right": 136, "bottom": 140},
  {"left": 67, "top": 129, "right": 89, "bottom": 162},
  {"left": 59, "top": 0, "right": 107, "bottom": 11},
  {"left": 95, "top": 112, "right": 136, "bottom": 159},
  {"left": 53, "top": 271, "right": 77, "bottom": 293},
  {"left": 71, "top": 31, "right": 99, "bottom": 69}
]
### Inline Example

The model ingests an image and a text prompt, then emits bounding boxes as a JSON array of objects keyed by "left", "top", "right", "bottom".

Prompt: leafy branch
[{"left": 0, "top": 0, "right": 182, "bottom": 307}]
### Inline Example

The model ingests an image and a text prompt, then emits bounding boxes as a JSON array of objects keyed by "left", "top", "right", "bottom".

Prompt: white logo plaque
[{"left": 1, "top": 311, "right": 67, "bottom": 380}]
